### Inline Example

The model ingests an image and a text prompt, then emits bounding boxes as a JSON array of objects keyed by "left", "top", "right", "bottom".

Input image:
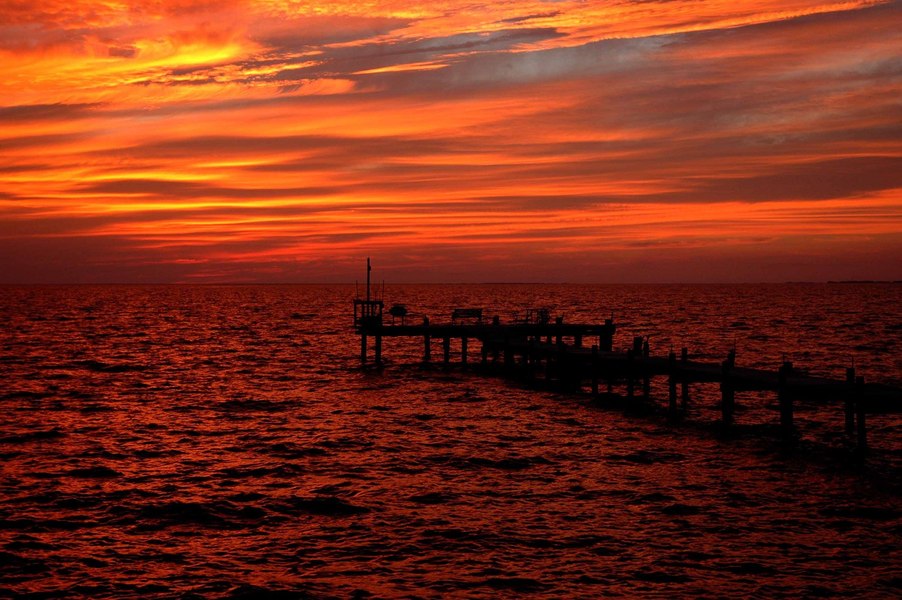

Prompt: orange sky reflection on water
[{"left": 1, "top": 0, "right": 900, "bottom": 282}]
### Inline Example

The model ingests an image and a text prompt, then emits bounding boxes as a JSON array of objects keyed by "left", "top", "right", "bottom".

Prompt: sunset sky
[{"left": 2, "top": 1, "right": 900, "bottom": 283}]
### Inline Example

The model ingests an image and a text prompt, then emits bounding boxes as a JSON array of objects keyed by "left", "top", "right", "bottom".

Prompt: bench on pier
[{"left": 451, "top": 308, "right": 483, "bottom": 325}]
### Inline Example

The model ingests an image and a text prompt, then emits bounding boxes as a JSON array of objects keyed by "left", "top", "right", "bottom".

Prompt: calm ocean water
[{"left": 1, "top": 283, "right": 900, "bottom": 598}]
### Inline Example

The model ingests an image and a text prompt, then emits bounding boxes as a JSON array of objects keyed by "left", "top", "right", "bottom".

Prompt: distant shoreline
[
  {"left": 1, "top": 280, "right": 901, "bottom": 286},
  {"left": 826, "top": 280, "right": 902, "bottom": 284}
]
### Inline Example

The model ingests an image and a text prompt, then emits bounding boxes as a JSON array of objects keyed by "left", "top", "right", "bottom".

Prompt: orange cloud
[{"left": 0, "top": 0, "right": 900, "bottom": 282}]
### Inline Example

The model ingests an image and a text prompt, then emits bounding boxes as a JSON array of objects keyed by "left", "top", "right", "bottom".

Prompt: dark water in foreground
[{"left": 1, "top": 284, "right": 900, "bottom": 598}]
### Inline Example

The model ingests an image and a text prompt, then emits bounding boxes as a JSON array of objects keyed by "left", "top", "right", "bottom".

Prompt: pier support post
[
  {"left": 557, "top": 342, "right": 568, "bottom": 390},
  {"left": 360, "top": 334, "right": 367, "bottom": 364},
  {"left": 845, "top": 367, "right": 856, "bottom": 435},
  {"left": 555, "top": 316, "right": 564, "bottom": 346},
  {"left": 668, "top": 350, "right": 678, "bottom": 418},
  {"left": 481, "top": 341, "right": 488, "bottom": 365},
  {"left": 530, "top": 339, "right": 542, "bottom": 380},
  {"left": 461, "top": 337, "right": 468, "bottom": 369},
  {"left": 575, "top": 334, "right": 583, "bottom": 348},
  {"left": 600, "top": 318, "right": 614, "bottom": 352},
  {"left": 627, "top": 349, "right": 635, "bottom": 401},
  {"left": 855, "top": 376, "right": 867, "bottom": 454},
  {"left": 721, "top": 359, "right": 734, "bottom": 427},
  {"left": 779, "top": 361, "right": 794, "bottom": 442},
  {"left": 591, "top": 345, "right": 600, "bottom": 399},
  {"left": 680, "top": 347, "right": 690, "bottom": 409},
  {"left": 443, "top": 337, "right": 451, "bottom": 366}
]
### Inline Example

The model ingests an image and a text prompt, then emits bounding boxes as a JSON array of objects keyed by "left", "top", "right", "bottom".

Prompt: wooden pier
[{"left": 353, "top": 261, "right": 901, "bottom": 454}]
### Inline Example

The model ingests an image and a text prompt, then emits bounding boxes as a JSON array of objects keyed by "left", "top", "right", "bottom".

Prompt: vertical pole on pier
[
  {"left": 481, "top": 340, "right": 489, "bottom": 365},
  {"left": 845, "top": 367, "right": 856, "bottom": 435},
  {"left": 668, "top": 350, "right": 678, "bottom": 418},
  {"left": 778, "top": 361, "right": 794, "bottom": 442},
  {"left": 721, "top": 358, "right": 734, "bottom": 428},
  {"left": 591, "top": 345, "right": 600, "bottom": 399},
  {"left": 680, "top": 347, "right": 690, "bottom": 409},
  {"left": 461, "top": 336, "right": 468, "bottom": 369},
  {"left": 601, "top": 318, "right": 614, "bottom": 352},
  {"left": 423, "top": 317, "right": 431, "bottom": 363},
  {"left": 855, "top": 376, "right": 867, "bottom": 454},
  {"left": 366, "top": 257, "right": 371, "bottom": 302},
  {"left": 555, "top": 316, "right": 564, "bottom": 346},
  {"left": 641, "top": 339, "right": 650, "bottom": 401},
  {"left": 443, "top": 336, "right": 451, "bottom": 366},
  {"left": 491, "top": 317, "right": 500, "bottom": 364},
  {"left": 626, "top": 349, "right": 635, "bottom": 401},
  {"left": 575, "top": 334, "right": 583, "bottom": 348}
]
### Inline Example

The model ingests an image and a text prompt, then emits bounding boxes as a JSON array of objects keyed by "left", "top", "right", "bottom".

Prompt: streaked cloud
[{"left": 0, "top": 0, "right": 900, "bottom": 282}]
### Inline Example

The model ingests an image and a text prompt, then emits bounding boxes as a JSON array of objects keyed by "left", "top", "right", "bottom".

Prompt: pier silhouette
[{"left": 354, "top": 260, "right": 902, "bottom": 454}]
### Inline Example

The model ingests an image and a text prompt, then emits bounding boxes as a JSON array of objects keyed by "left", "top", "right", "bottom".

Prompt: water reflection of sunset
[{"left": 2, "top": 1, "right": 900, "bottom": 282}]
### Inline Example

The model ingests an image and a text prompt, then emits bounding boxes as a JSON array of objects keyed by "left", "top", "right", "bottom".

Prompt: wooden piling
[
  {"left": 461, "top": 336, "right": 468, "bottom": 368},
  {"left": 591, "top": 345, "right": 599, "bottom": 398},
  {"left": 680, "top": 347, "right": 690, "bottom": 409},
  {"left": 600, "top": 318, "right": 614, "bottom": 352},
  {"left": 626, "top": 349, "right": 635, "bottom": 401},
  {"left": 443, "top": 336, "right": 451, "bottom": 365},
  {"left": 360, "top": 334, "right": 367, "bottom": 364},
  {"left": 558, "top": 342, "right": 568, "bottom": 390},
  {"left": 856, "top": 376, "right": 867, "bottom": 453}
]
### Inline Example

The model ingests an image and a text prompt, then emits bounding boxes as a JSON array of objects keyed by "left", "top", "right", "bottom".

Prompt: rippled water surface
[{"left": 1, "top": 284, "right": 900, "bottom": 598}]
